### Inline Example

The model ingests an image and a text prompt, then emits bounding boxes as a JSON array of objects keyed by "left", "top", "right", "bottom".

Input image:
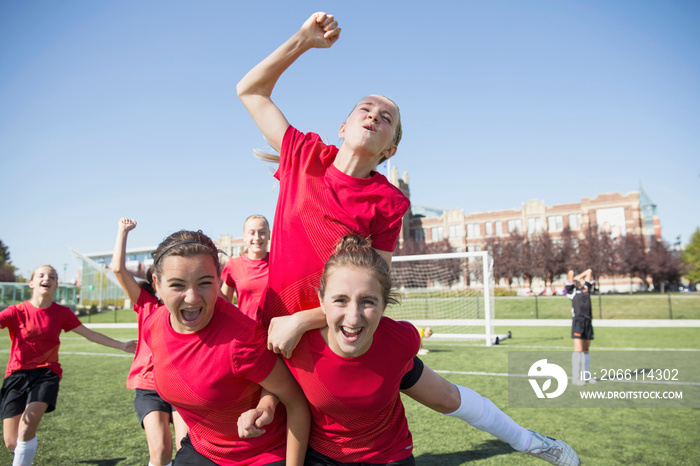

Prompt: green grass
[{"left": 0, "top": 326, "right": 697, "bottom": 464}]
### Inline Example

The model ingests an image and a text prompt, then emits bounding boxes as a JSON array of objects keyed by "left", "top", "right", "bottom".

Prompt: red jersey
[
  {"left": 142, "top": 298, "right": 286, "bottom": 466},
  {"left": 260, "top": 126, "right": 410, "bottom": 328},
  {"left": 220, "top": 254, "right": 269, "bottom": 320},
  {"left": 0, "top": 301, "right": 81, "bottom": 380},
  {"left": 286, "top": 318, "right": 420, "bottom": 463},
  {"left": 126, "top": 289, "right": 160, "bottom": 390}
]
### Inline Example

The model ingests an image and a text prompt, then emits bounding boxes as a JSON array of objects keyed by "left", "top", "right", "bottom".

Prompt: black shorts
[
  {"left": 571, "top": 316, "right": 594, "bottom": 340},
  {"left": 133, "top": 389, "right": 173, "bottom": 427},
  {"left": 0, "top": 368, "right": 60, "bottom": 419},
  {"left": 305, "top": 446, "right": 415, "bottom": 466},
  {"left": 400, "top": 356, "right": 424, "bottom": 390},
  {"left": 174, "top": 434, "right": 285, "bottom": 466}
]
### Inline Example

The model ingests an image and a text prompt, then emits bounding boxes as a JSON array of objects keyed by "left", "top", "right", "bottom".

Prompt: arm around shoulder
[{"left": 258, "top": 358, "right": 310, "bottom": 466}]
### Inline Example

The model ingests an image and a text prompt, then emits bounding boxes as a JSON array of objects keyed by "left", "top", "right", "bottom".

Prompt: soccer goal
[{"left": 387, "top": 250, "right": 509, "bottom": 346}]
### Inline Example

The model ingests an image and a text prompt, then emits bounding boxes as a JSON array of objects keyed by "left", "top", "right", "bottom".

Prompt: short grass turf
[{"left": 0, "top": 327, "right": 697, "bottom": 464}]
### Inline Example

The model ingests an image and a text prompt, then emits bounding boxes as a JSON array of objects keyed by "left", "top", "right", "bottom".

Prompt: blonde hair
[
  {"left": 319, "top": 235, "right": 399, "bottom": 307},
  {"left": 253, "top": 95, "right": 402, "bottom": 165},
  {"left": 31, "top": 265, "right": 57, "bottom": 281},
  {"left": 243, "top": 214, "right": 270, "bottom": 232}
]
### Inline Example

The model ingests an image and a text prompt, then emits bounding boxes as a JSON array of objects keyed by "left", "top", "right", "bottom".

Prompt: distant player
[
  {"left": 0, "top": 265, "right": 135, "bottom": 466},
  {"left": 220, "top": 215, "right": 270, "bottom": 320},
  {"left": 566, "top": 268, "right": 595, "bottom": 385}
]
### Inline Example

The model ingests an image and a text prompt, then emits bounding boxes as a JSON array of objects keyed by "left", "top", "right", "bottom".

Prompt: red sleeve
[
  {"left": 371, "top": 191, "right": 410, "bottom": 252},
  {"left": 0, "top": 305, "right": 17, "bottom": 329},
  {"left": 230, "top": 316, "right": 278, "bottom": 384},
  {"left": 61, "top": 306, "right": 82, "bottom": 332},
  {"left": 220, "top": 258, "right": 236, "bottom": 288},
  {"left": 276, "top": 126, "right": 329, "bottom": 182}
]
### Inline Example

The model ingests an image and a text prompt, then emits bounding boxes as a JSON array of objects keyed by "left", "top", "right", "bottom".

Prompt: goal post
[{"left": 387, "top": 250, "right": 509, "bottom": 346}]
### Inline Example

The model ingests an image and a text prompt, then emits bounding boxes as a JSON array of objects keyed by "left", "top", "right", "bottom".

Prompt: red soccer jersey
[
  {"left": 260, "top": 126, "right": 410, "bottom": 328},
  {"left": 0, "top": 301, "right": 81, "bottom": 380},
  {"left": 142, "top": 298, "right": 286, "bottom": 466},
  {"left": 126, "top": 289, "right": 160, "bottom": 390},
  {"left": 286, "top": 317, "right": 420, "bottom": 463},
  {"left": 220, "top": 254, "right": 269, "bottom": 320}
]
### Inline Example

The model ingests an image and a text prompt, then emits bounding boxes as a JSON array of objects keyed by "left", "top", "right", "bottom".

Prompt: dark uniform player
[{"left": 566, "top": 269, "right": 595, "bottom": 385}]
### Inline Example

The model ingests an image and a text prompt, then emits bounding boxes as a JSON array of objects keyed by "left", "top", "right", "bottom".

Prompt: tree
[
  {"left": 0, "top": 240, "right": 16, "bottom": 282},
  {"left": 681, "top": 228, "right": 700, "bottom": 283},
  {"left": 647, "top": 239, "right": 683, "bottom": 292},
  {"left": 616, "top": 234, "right": 648, "bottom": 290}
]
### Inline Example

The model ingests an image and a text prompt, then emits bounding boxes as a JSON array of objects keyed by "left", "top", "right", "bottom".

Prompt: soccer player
[
  {"left": 566, "top": 269, "right": 595, "bottom": 385},
  {"left": 220, "top": 215, "right": 270, "bottom": 320},
  {"left": 111, "top": 218, "right": 188, "bottom": 466},
  {"left": 236, "top": 11, "right": 579, "bottom": 465},
  {"left": 0, "top": 265, "right": 135, "bottom": 466},
  {"left": 142, "top": 229, "right": 309, "bottom": 465}
]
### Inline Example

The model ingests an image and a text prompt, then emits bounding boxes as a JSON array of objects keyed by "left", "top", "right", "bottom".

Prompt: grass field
[{"left": 0, "top": 323, "right": 698, "bottom": 464}]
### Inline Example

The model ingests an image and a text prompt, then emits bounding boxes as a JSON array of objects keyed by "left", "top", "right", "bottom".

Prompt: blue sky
[{"left": 1, "top": 1, "right": 698, "bottom": 282}]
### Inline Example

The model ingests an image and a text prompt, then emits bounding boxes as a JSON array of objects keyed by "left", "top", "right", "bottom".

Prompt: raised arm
[
  {"left": 112, "top": 218, "right": 142, "bottom": 304},
  {"left": 236, "top": 12, "right": 340, "bottom": 152},
  {"left": 576, "top": 268, "right": 593, "bottom": 283},
  {"left": 72, "top": 324, "right": 136, "bottom": 353}
]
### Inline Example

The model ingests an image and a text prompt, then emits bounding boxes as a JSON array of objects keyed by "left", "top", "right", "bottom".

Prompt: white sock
[
  {"left": 147, "top": 462, "right": 172, "bottom": 466},
  {"left": 572, "top": 351, "right": 583, "bottom": 382},
  {"left": 583, "top": 352, "right": 591, "bottom": 373},
  {"left": 12, "top": 437, "right": 38, "bottom": 466},
  {"left": 446, "top": 384, "right": 531, "bottom": 451}
]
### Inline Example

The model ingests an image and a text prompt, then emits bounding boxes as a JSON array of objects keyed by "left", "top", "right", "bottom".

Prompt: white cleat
[{"left": 525, "top": 430, "right": 580, "bottom": 465}]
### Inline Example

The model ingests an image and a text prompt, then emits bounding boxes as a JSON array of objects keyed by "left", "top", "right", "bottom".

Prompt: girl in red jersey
[
  {"left": 111, "top": 218, "right": 188, "bottom": 466},
  {"left": 237, "top": 12, "right": 579, "bottom": 466},
  {"left": 142, "top": 229, "right": 309, "bottom": 466},
  {"left": 289, "top": 235, "right": 419, "bottom": 465},
  {"left": 220, "top": 215, "right": 270, "bottom": 320},
  {"left": 0, "top": 265, "right": 136, "bottom": 466}
]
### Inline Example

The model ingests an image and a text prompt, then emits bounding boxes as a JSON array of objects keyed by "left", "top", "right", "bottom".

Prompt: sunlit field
[{"left": 0, "top": 317, "right": 698, "bottom": 464}]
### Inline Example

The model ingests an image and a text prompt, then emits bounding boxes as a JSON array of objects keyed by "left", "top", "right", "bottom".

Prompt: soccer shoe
[
  {"left": 525, "top": 430, "right": 580, "bottom": 465},
  {"left": 418, "top": 348, "right": 430, "bottom": 355},
  {"left": 587, "top": 377, "right": 597, "bottom": 384}
]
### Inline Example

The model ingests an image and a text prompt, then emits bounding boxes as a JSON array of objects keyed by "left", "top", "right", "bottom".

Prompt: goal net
[{"left": 387, "top": 251, "right": 509, "bottom": 346}]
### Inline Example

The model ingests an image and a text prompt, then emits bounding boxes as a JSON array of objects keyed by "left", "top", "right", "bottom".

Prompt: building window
[
  {"left": 548, "top": 215, "right": 563, "bottom": 232},
  {"left": 507, "top": 219, "right": 522, "bottom": 234},
  {"left": 485, "top": 222, "right": 493, "bottom": 236},
  {"left": 431, "top": 226, "right": 444, "bottom": 242},
  {"left": 495, "top": 221, "right": 503, "bottom": 236},
  {"left": 414, "top": 228, "right": 425, "bottom": 242},
  {"left": 528, "top": 217, "right": 542, "bottom": 233},
  {"left": 466, "top": 223, "right": 480, "bottom": 238},
  {"left": 448, "top": 224, "right": 462, "bottom": 240},
  {"left": 569, "top": 213, "right": 582, "bottom": 230}
]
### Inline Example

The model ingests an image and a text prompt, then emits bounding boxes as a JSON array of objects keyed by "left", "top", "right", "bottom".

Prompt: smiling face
[
  {"left": 243, "top": 217, "right": 269, "bottom": 259},
  {"left": 339, "top": 95, "right": 400, "bottom": 164},
  {"left": 320, "top": 265, "right": 386, "bottom": 358},
  {"left": 29, "top": 266, "right": 58, "bottom": 299},
  {"left": 154, "top": 254, "right": 219, "bottom": 334}
]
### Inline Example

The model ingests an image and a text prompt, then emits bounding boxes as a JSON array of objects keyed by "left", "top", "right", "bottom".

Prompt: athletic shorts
[
  {"left": 133, "top": 389, "right": 173, "bottom": 427},
  {"left": 0, "top": 368, "right": 60, "bottom": 419},
  {"left": 571, "top": 316, "right": 594, "bottom": 340},
  {"left": 400, "top": 356, "right": 424, "bottom": 390},
  {"left": 174, "top": 434, "right": 284, "bottom": 466},
  {"left": 305, "top": 446, "right": 415, "bottom": 466}
]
